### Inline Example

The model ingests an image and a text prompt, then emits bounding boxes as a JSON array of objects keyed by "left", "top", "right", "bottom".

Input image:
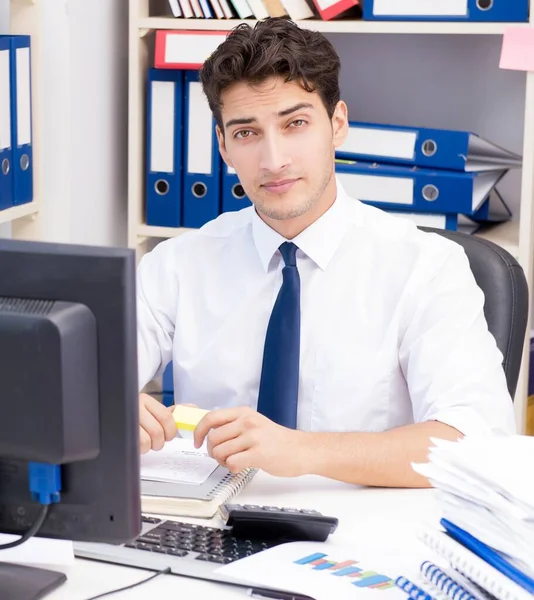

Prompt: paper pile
[{"left": 412, "top": 434, "right": 534, "bottom": 577}]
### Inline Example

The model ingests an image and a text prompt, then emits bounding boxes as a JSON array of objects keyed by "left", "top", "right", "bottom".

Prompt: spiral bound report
[
  {"left": 417, "top": 528, "right": 532, "bottom": 600},
  {"left": 420, "top": 561, "right": 485, "bottom": 600}
]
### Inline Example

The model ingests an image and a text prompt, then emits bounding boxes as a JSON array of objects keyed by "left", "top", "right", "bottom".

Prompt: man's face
[{"left": 217, "top": 77, "right": 348, "bottom": 224}]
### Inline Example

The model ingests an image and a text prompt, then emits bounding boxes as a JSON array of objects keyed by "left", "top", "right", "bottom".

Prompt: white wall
[
  {"left": 330, "top": 33, "right": 526, "bottom": 216},
  {"left": 0, "top": 0, "right": 8, "bottom": 32},
  {"left": 39, "top": 0, "right": 128, "bottom": 247}
]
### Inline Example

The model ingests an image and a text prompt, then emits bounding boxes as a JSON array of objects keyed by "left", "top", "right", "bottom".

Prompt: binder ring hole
[
  {"left": 1, "top": 159, "right": 9, "bottom": 176},
  {"left": 192, "top": 182, "right": 207, "bottom": 199},
  {"left": 155, "top": 179, "right": 169, "bottom": 196},
  {"left": 476, "top": 0, "right": 493, "bottom": 10},
  {"left": 20, "top": 154, "right": 30, "bottom": 171},
  {"left": 421, "top": 140, "right": 437, "bottom": 157},
  {"left": 231, "top": 184, "right": 245, "bottom": 199},
  {"left": 422, "top": 185, "right": 439, "bottom": 202}
]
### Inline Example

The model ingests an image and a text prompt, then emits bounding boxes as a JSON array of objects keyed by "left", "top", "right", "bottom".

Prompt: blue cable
[{"left": 0, "top": 462, "right": 61, "bottom": 550}]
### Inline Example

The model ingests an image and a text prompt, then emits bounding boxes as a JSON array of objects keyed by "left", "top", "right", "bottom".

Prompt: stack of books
[
  {"left": 166, "top": 0, "right": 361, "bottom": 22},
  {"left": 409, "top": 434, "right": 534, "bottom": 600},
  {"left": 334, "top": 121, "right": 522, "bottom": 235},
  {"left": 164, "top": 0, "right": 529, "bottom": 22}
]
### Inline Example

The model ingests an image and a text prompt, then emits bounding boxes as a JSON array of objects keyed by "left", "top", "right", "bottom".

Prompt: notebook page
[{"left": 141, "top": 438, "right": 218, "bottom": 485}]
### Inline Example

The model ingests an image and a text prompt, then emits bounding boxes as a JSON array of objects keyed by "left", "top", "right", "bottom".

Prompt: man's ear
[
  {"left": 216, "top": 124, "right": 234, "bottom": 169},
  {"left": 332, "top": 100, "right": 349, "bottom": 150}
]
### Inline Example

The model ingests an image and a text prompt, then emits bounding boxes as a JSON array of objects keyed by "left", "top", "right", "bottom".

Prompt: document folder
[
  {"left": 471, "top": 187, "right": 511, "bottom": 222},
  {"left": 337, "top": 121, "right": 522, "bottom": 172},
  {"left": 145, "top": 68, "right": 184, "bottom": 228},
  {"left": 385, "top": 210, "right": 480, "bottom": 235},
  {"left": 155, "top": 30, "right": 229, "bottom": 70},
  {"left": 335, "top": 160, "right": 505, "bottom": 215},
  {"left": 362, "top": 0, "right": 529, "bottom": 22},
  {"left": 222, "top": 165, "right": 251, "bottom": 213},
  {"left": 182, "top": 70, "right": 221, "bottom": 228},
  {"left": 2, "top": 35, "right": 33, "bottom": 206},
  {"left": 0, "top": 37, "right": 13, "bottom": 211}
]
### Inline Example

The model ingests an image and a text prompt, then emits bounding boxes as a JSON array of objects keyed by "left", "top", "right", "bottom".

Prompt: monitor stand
[{"left": 0, "top": 562, "right": 67, "bottom": 600}]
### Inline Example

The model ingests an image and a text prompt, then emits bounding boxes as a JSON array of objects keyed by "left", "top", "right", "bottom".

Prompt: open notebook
[{"left": 140, "top": 438, "right": 256, "bottom": 518}]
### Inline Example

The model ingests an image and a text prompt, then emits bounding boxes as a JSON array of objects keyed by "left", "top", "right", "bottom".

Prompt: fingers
[
  {"left": 194, "top": 407, "right": 252, "bottom": 449},
  {"left": 206, "top": 419, "right": 243, "bottom": 456},
  {"left": 140, "top": 428, "right": 152, "bottom": 454},
  {"left": 139, "top": 394, "right": 177, "bottom": 452},
  {"left": 140, "top": 408, "right": 168, "bottom": 451},
  {"left": 225, "top": 451, "right": 253, "bottom": 474},
  {"left": 209, "top": 435, "right": 251, "bottom": 466},
  {"left": 145, "top": 397, "right": 177, "bottom": 442}
]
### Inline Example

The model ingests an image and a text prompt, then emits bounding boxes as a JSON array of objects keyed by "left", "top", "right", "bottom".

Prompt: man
[{"left": 137, "top": 18, "right": 515, "bottom": 488}]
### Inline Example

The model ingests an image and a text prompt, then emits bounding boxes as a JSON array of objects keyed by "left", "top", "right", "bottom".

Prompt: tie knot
[{"left": 279, "top": 242, "right": 298, "bottom": 267}]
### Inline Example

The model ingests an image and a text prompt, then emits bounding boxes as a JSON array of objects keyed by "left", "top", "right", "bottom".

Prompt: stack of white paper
[{"left": 412, "top": 434, "right": 534, "bottom": 577}]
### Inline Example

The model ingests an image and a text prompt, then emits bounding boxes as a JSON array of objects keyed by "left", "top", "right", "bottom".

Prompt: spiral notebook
[
  {"left": 396, "top": 561, "right": 493, "bottom": 600},
  {"left": 417, "top": 527, "right": 533, "bottom": 600},
  {"left": 140, "top": 438, "right": 256, "bottom": 518}
]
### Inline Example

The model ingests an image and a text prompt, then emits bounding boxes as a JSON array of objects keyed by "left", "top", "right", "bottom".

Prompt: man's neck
[{"left": 258, "top": 177, "right": 338, "bottom": 240}]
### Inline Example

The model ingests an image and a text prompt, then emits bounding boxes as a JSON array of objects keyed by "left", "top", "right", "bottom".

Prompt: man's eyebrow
[
  {"left": 278, "top": 102, "right": 314, "bottom": 117},
  {"left": 224, "top": 102, "right": 315, "bottom": 129},
  {"left": 225, "top": 116, "right": 257, "bottom": 129}
]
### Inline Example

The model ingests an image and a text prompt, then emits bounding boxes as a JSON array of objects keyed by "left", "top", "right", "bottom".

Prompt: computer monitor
[{"left": 0, "top": 239, "right": 141, "bottom": 550}]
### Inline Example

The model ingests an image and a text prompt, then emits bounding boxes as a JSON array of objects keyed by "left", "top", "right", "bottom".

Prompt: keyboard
[{"left": 73, "top": 515, "right": 282, "bottom": 587}]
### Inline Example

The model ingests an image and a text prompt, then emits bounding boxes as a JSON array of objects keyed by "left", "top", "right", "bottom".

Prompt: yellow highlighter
[{"left": 172, "top": 405, "right": 209, "bottom": 432}]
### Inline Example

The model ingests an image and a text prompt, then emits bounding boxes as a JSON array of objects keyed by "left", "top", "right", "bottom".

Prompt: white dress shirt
[{"left": 137, "top": 182, "right": 516, "bottom": 436}]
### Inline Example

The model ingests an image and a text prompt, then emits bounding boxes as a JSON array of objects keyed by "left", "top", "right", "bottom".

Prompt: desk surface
[{"left": 48, "top": 473, "right": 440, "bottom": 599}]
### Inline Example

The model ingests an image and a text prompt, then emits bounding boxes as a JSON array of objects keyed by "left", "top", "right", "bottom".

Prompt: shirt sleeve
[
  {"left": 398, "top": 239, "right": 517, "bottom": 437},
  {"left": 136, "top": 241, "right": 178, "bottom": 391}
]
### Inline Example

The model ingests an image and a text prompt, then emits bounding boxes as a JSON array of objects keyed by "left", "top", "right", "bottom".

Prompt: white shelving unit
[
  {"left": 128, "top": 0, "right": 534, "bottom": 433},
  {"left": 3, "top": 0, "right": 43, "bottom": 241}
]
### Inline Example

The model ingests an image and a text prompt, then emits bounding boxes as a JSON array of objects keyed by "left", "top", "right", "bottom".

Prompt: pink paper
[{"left": 500, "top": 27, "right": 534, "bottom": 72}]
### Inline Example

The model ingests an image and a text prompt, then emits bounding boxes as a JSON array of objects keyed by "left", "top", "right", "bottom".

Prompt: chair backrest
[{"left": 420, "top": 228, "right": 529, "bottom": 399}]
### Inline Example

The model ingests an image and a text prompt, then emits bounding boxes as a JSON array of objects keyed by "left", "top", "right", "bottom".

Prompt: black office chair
[{"left": 421, "top": 227, "right": 529, "bottom": 399}]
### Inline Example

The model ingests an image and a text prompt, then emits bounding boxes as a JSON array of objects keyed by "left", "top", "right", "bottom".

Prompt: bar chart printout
[
  {"left": 294, "top": 552, "right": 396, "bottom": 590},
  {"left": 216, "top": 541, "right": 414, "bottom": 600}
]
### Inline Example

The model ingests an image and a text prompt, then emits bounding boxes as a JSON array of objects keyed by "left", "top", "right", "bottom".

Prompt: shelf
[
  {"left": 138, "top": 17, "right": 529, "bottom": 35},
  {"left": 476, "top": 220, "right": 519, "bottom": 259},
  {"left": 0, "top": 202, "right": 39, "bottom": 226},
  {"left": 137, "top": 219, "right": 519, "bottom": 257},
  {"left": 137, "top": 224, "right": 194, "bottom": 239}
]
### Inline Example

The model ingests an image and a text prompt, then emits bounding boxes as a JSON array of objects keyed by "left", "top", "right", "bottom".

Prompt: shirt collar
[{"left": 251, "top": 179, "right": 353, "bottom": 272}]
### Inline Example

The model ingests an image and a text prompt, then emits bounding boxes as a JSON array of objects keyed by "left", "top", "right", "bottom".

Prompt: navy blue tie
[{"left": 257, "top": 242, "right": 300, "bottom": 429}]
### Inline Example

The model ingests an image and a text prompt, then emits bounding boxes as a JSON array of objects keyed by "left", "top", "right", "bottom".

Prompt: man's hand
[
  {"left": 193, "top": 406, "right": 308, "bottom": 477},
  {"left": 139, "top": 393, "right": 177, "bottom": 454}
]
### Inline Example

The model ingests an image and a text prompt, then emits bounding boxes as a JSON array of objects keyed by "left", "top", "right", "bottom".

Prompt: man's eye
[
  {"left": 291, "top": 120, "right": 306, "bottom": 127},
  {"left": 235, "top": 130, "right": 252, "bottom": 139}
]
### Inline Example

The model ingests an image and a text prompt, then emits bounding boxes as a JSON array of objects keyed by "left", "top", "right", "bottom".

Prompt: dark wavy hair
[{"left": 199, "top": 18, "right": 341, "bottom": 131}]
